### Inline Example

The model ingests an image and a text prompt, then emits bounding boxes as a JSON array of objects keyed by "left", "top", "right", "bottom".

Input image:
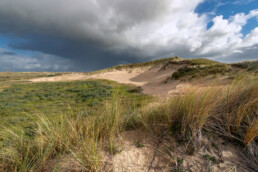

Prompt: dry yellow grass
[{"left": 0, "top": 75, "right": 257, "bottom": 171}]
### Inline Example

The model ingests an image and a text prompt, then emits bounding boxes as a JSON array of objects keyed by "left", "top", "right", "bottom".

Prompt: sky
[{"left": 0, "top": 0, "right": 257, "bottom": 72}]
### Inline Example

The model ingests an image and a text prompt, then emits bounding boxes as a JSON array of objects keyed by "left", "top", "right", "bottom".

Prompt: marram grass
[{"left": 0, "top": 75, "right": 257, "bottom": 171}]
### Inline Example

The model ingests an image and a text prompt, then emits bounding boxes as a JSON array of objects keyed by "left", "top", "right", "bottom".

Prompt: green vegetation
[
  {"left": 117, "top": 56, "right": 182, "bottom": 69},
  {"left": 0, "top": 84, "right": 149, "bottom": 171},
  {"left": 0, "top": 81, "right": 114, "bottom": 128},
  {"left": 205, "top": 154, "right": 217, "bottom": 163},
  {"left": 0, "top": 72, "right": 63, "bottom": 82},
  {"left": 0, "top": 79, "right": 149, "bottom": 126},
  {"left": 187, "top": 58, "right": 220, "bottom": 65},
  {"left": 0, "top": 58, "right": 257, "bottom": 171},
  {"left": 172, "top": 64, "right": 231, "bottom": 79},
  {"left": 118, "top": 57, "right": 220, "bottom": 69},
  {"left": 140, "top": 75, "right": 257, "bottom": 142},
  {"left": 177, "top": 158, "right": 184, "bottom": 164},
  {"left": 170, "top": 59, "right": 258, "bottom": 80},
  {"left": 0, "top": 72, "right": 64, "bottom": 92},
  {"left": 1, "top": 74, "right": 256, "bottom": 171},
  {"left": 232, "top": 60, "right": 258, "bottom": 72},
  {"left": 89, "top": 56, "right": 183, "bottom": 74},
  {"left": 136, "top": 141, "right": 144, "bottom": 148}
]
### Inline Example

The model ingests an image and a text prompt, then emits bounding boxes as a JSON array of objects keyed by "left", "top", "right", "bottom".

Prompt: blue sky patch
[{"left": 195, "top": 0, "right": 258, "bottom": 36}]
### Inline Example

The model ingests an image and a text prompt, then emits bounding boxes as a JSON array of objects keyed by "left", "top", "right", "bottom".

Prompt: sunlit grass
[
  {"left": 0, "top": 72, "right": 257, "bottom": 171},
  {"left": 0, "top": 89, "right": 148, "bottom": 171},
  {"left": 137, "top": 75, "right": 257, "bottom": 146}
]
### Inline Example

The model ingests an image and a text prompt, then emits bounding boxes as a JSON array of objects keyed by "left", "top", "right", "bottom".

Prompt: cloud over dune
[{"left": 0, "top": 0, "right": 257, "bottom": 71}]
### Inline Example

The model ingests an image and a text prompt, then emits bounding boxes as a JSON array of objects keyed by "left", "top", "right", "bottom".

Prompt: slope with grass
[
  {"left": 0, "top": 57, "right": 257, "bottom": 171},
  {"left": 29, "top": 57, "right": 257, "bottom": 97}
]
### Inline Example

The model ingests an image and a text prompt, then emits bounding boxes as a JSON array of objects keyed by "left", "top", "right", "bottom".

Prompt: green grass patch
[
  {"left": 0, "top": 72, "right": 63, "bottom": 82},
  {"left": 204, "top": 154, "right": 217, "bottom": 163},
  {"left": 232, "top": 60, "right": 258, "bottom": 72},
  {"left": 0, "top": 72, "right": 66, "bottom": 92},
  {"left": 0, "top": 80, "right": 150, "bottom": 128},
  {"left": 0, "top": 79, "right": 150, "bottom": 171},
  {"left": 187, "top": 58, "right": 221, "bottom": 65},
  {"left": 0, "top": 81, "right": 111, "bottom": 128},
  {"left": 89, "top": 57, "right": 183, "bottom": 74},
  {"left": 172, "top": 64, "right": 231, "bottom": 80}
]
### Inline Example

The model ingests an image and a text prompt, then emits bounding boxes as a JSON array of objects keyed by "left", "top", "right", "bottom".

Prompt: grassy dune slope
[{"left": 0, "top": 58, "right": 257, "bottom": 171}]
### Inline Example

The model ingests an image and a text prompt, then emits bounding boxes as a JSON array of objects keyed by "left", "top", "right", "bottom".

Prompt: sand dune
[{"left": 29, "top": 64, "right": 189, "bottom": 97}]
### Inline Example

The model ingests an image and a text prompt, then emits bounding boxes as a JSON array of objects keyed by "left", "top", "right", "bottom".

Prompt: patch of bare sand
[
  {"left": 42, "top": 155, "right": 85, "bottom": 172},
  {"left": 111, "top": 130, "right": 167, "bottom": 172},
  {"left": 87, "top": 67, "right": 148, "bottom": 86},
  {"left": 130, "top": 64, "right": 184, "bottom": 96},
  {"left": 108, "top": 130, "right": 250, "bottom": 172}
]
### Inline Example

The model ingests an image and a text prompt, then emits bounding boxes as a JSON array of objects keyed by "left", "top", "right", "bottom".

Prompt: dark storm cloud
[
  {"left": 0, "top": 0, "right": 171, "bottom": 46},
  {"left": 0, "top": 0, "right": 179, "bottom": 71},
  {"left": 8, "top": 33, "right": 142, "bottom": 71}
]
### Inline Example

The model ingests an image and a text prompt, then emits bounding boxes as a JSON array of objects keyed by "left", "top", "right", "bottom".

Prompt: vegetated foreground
[{"left": 0, "top": 57, "right": 257, "bottom": 171}]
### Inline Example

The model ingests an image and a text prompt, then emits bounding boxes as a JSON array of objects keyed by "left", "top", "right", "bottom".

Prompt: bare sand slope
[
  {"left": 30, "top": 64, "right": 188, "bottom": 97},
  {"left": 87, "top": 68, "right": 148, "bottom": 86},
  {"left": 130, "top": 64, "right": 186, "bottom": 96}
]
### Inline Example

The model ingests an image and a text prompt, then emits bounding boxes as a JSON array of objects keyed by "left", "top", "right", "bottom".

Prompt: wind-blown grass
[
  {"left": 214, "top": 75, "right": 258, "bottom": 144},
  {"left": 0, "top": 90, "right": 145, "bottom": 171},
  {"left": 138, "top": 75, "right": 257, "bottom": 142},
  {"left": 0, "top": 75, "right": 257, "bottom": 171},
  {"left": 138, "top": 75, "right": 258, "bottom": 153}
]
